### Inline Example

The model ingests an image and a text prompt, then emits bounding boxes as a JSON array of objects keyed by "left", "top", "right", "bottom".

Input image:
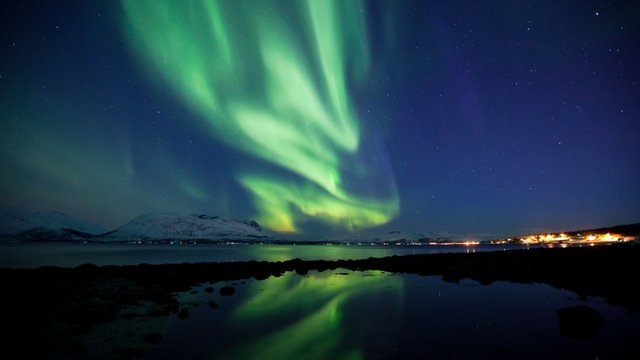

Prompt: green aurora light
[
  {"left": 227, "top": 270, "right": 403, "bottom": 359},
  {"left": 122, "top": 0, "right": 398, "bottom": 232}
]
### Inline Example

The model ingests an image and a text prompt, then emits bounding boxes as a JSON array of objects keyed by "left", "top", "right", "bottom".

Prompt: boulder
[
  {"left": 143, "top": 332, "right": 162, "bottom": 344},
  {"left": 207, "top": 300, "right": 219, "bottom": 309},
  {"left": 557, "top": 305, "right": 604, "bottom": 338},
  {"left": 177, "top": 307, "right": 189, "bottom": 320},
  {"left": 220, "top": 286, "right": 235, "bottom": 296}
]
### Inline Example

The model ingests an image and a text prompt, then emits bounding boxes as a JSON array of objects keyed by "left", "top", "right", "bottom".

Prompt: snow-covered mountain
[
  {"left": 321, "top": 230, "right": 454, "bottom": 243},
  {"left": 0, "top": 208, "right": 107, "bottom": 241},
  {"left": 367, "top": 230, "right": 455, "bottom": 243},
  {"left": 99, "top": 213, "right": 269, "bottom": 241},
  {"left": 371, "top": 231, "right": 429, "bottom": 242}
]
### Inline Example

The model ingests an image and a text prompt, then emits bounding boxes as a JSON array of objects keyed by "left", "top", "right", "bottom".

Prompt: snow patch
[{"left": 100, "top": 213, "right": 268, "bottom": 241}]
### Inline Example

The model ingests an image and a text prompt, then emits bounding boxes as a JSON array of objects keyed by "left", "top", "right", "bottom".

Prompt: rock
[
  {"left": 143, "top": 332, "right": 162, "bottom": 344},
  {"left": 557, "top": 305, "right": 604, "bottom": 338},
  {"left": 207, "top": 300, "right": 219, "bottom": 309},
  {"left": 253, "top": 272, "right": 270, "bottom": 280},
  {"left": 204, "top": 287, "right": 214, "bottom": 293},
  {"left": 220, "top": 286, "right": 235, "bottom": 296},
  {"left": 177, "top": 307, "right": 189, "bottom": 320}
]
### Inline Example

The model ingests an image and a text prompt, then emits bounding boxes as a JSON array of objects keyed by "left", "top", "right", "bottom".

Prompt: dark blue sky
[{"left": 1, "top": 1, "right": 639, "bottom": 238}]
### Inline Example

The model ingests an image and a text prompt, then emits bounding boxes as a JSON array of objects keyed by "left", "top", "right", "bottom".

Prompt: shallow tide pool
[{"left": 76, "top": 269, "right": 640, "bottom": 359}]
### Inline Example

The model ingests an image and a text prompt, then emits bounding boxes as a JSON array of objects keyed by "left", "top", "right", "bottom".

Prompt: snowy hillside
[
  {"left": 368, "top": 230, "right": 455, "bottom": 243},
  {"left": 100, "top": 213, "right": 269, "bottom": 241},
  {"left": 372, "top": 231, "right": 429, "bottom": 242},
  {"left": 0, "top": 208, "right": 107, "bottom": 241}
]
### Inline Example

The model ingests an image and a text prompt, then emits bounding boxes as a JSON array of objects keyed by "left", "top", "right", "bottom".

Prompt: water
[
  {"left": 0, "top": 242, "right": 538, "bottom": 268},
  {"left": 81, "top": 270, "right": 639, "bottom": 359},
  {"left": 5, "top": 243, "right": 637, "bottom": 358}
]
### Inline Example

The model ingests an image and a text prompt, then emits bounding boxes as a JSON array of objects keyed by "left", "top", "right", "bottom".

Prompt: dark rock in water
[
  {"left": 295, "top": 267, "right": 308, "bottom": 276},
  {"left": 557, "top": 305, "right": 604, "bottom": 338},
  {"left": 207, "top": 300, "right": 219, "bottom": 309},
  {"left": 204, "top": 286, "right": 214, "bottom": 293},
  {"left": 143, "top": 332, "right": 162, "bottom": 345},
  {"left": 220, "top": 286, "right": 235, "bottom": 296},
  {"left": 177, "top": 307, "right": 189, "bottom": 320},
  {"left": 254, "top": 271, "right": 270, "bottom": 280}
]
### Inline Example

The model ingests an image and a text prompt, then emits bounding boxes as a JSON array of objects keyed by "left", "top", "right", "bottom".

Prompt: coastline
[{"left": 2, "top": 243, "right": 638, "bottom": 358}]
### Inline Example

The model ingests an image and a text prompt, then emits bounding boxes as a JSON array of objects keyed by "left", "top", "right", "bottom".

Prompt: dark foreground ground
[{"left": 1, "top": 243, "right": 639, "bottom": 358}]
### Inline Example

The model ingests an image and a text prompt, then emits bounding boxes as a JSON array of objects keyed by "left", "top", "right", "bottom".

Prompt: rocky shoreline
[{"left": 2, "top": 243, "right": 638, "bottom": 358}]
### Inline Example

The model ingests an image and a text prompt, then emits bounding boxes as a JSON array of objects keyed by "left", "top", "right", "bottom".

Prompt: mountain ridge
[
  {"left": 98, "top": 213, "right": 268, "bottom": 241},
  {"left": 0, "top": 209, "right": 269, "bottom": 242}
]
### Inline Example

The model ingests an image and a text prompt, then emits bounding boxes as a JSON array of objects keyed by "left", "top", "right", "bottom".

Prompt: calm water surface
[
  {"left": 80, "top": 270, "right": 638, "bottom": 359},
  {"left": 0, "top": 243, "right": 539, "bottom": 268},
  {"left": 4, "top": 243, "right": 637, "bottom": 358}
]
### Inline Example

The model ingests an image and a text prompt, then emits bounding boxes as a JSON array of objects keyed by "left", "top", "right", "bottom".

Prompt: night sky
[{"left": 1, "top": 1, "right": 639, "bottom": 239}]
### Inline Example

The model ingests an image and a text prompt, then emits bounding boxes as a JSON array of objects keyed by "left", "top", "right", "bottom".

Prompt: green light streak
[
  {"left": 122, "top": 0, "right": 398, "bottom": 232},
  {"left": 226, "top": 270, "right": 403, "bottom": 360},
  {"left": 241, "top": 176, "right": 398, "bottom": 232}
]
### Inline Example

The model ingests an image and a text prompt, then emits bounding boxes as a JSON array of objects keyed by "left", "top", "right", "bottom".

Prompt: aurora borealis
[
  {"left": 121, "top": 0, "right": 398, "bottom": 232},
  {"left": 1, "top": 0, "right": 639, "bottom": 237},
  {"left": 226, "top": 270, "right": 402, "bottom": 360}
]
